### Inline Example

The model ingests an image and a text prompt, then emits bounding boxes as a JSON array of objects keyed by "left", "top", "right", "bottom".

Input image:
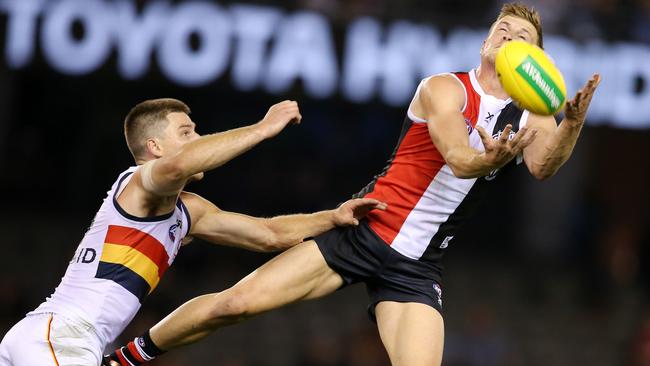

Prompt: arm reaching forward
[
  {"left": 142, "top": 101, "right": 303, "bottom": 196},
  {"left": 522, "top": 74, "right": 601, "bottom": 180},
  {"left": 419, "top": 75, "right": 538, "bottom": 178},
  {"left": 182, "top": 193, "right": 388, "bottom": 252}
]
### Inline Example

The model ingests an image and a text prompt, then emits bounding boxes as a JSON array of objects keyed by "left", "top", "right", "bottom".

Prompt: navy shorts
[{"left": 314, "top": 220, "right": 443, "bottom": 320}]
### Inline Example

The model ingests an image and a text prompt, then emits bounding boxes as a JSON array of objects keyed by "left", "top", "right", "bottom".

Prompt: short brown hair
[
  {"left": 124, "top": 98, "right": 190, "bottom": 161},
  {"left": 496, "top": 2, "right": 543, "bottom": 48}
]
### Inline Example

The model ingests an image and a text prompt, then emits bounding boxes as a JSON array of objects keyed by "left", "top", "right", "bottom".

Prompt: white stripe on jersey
[{"left": 391, "top": 165, "right": 477, "bottom": 259}]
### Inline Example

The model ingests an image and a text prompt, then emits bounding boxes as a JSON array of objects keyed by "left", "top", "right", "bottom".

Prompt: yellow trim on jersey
[{"left": 101, "top": 243, "right": 161, "bottom": 291}]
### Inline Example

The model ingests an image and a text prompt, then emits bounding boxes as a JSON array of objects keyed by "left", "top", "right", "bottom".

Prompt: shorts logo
[
  {"left": 433, "top": 283, "right": 443, "bottom": 307},
  {"left": 440, "top": 236, "right": 453, "bottom": 249}
]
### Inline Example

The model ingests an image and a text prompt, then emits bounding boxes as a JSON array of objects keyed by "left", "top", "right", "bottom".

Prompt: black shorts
[{"left": 314, "top": 220, "right": 443, "bottom": 320}]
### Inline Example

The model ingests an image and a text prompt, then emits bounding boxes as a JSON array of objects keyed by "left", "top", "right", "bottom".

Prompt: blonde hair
[{"left": 496, "top": 2, "right": 543, "bottom": 48}]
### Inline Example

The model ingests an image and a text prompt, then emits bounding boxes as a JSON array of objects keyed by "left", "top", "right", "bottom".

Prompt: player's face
[
  {"left": 480, "top": 15, "right": 539, "bottom": 62},
  {"left": 161, "top": 112, "right": 201, "bottom": 153},
  {"left": 160, "top": 112, "right": 204, "bottom": 180}
]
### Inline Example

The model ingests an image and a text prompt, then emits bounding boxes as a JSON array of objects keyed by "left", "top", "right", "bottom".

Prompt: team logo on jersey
[
  {"left": 485, "top": 169, "right": 500, "bottom": 181},
  {"left": 433, "top": 283, "right": 443, "bottom": 307},
  {"left": 485, "top": 128, "right": 517, "bottom": 181},
  {"left": 484, "top": 112, "right": 495, "bottom": 123},
  {"left": 465, "top": 118, "right": 474, "bottom": 134},
  {"left": 169, "top": 219, "right": 182, "bottom": 242}
]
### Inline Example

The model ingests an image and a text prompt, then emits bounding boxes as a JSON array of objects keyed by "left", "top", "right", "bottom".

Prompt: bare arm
[
  {"left": 144, "top": 101, "right": 302, "bottom": 196},
  {"left": 419, "top": 75, "right": 537, "bottom": 178},
  {"left": 523, "top": 74, "right": 601, "bottom": 180},
  {"left": 182, "top": 193, "right": 387, "bottom": 252}
]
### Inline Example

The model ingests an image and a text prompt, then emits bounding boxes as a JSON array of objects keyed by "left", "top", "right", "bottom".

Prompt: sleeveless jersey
[
  {"left": 357, "top": 69, "right": 530, "bottom": 263},
  {"left": 30, "top": 166, "right": 191, "bottom": 346}
]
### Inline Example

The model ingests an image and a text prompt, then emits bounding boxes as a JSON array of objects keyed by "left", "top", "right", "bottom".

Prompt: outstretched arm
[
  {"left": 419, "top": 75, "right": 537, "bottom": 178},
  {"left": 182, "top": 192, "right": 387, "bottom": 252},
  {"left": 523, "top": 74, "right": 601, "bottom": 180},
  {"left": 141, "top": 101, "right": 302, "bottom": 196}
]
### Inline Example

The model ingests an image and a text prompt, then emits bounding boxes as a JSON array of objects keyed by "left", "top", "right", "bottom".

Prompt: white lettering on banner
[
  {"left": 158, "top": 1, "right": 232, "bottom": 86},
  {"left": 112, "top": 0, "right": 168, "bottom": 80},
  {"left": 42, "top": 0, "right": 112, "bottom": 75},
  {"left": 230, "top": 5, "right": 280, "bottom": 91},
  {"left": 0, "top": 0, "right": 648, "bottom": 127},
  {"left": 1, "top": 0, "right": 44, "bottom": 68},
  {"left": 343, "top": 19, "right": 444, "bottom": 106},
  {"left": 264, "top": 11, "right": 337, "bottom": 98}
]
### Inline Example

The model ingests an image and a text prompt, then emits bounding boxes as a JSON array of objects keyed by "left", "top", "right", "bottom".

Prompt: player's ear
[{"left": 146, "top": 138, "right": 164, "bottom": 158}]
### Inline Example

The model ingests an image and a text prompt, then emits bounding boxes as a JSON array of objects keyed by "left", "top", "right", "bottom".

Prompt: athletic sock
[{"left": 104, "top": 330, "right": 165, "bottom": 365}]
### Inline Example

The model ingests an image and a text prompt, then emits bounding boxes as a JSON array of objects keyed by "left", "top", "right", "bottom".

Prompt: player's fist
[{"left": 257, "top": 100, "right": 302, "bottom": 139}]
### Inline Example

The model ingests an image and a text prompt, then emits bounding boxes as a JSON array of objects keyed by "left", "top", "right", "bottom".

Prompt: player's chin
[
  {"left": 189, "top": 172, "right": 204, "bottom": 183},
  {"left": 480, "top": 48, "right": 498, "bottom": 63}
]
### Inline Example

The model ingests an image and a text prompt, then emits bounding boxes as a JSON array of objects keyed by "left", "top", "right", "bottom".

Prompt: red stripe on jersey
[
  {"left": 104, "top": 225, "right": 170, "bottom": 277},
  {"left": 364, "top": 122, "right": 445, "bottom": 244},
  {"left": 454, "top": 72, "right": 481, "bottom": 126}
]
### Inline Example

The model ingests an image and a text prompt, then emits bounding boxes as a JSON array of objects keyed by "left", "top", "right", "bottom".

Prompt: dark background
[{"left": 1, "top": 0, "right": 650, "bottom": 365}]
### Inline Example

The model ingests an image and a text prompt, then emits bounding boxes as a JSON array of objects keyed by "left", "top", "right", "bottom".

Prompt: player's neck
[{"left": 476, "top": 62, "right": 509, "bottom": 100}]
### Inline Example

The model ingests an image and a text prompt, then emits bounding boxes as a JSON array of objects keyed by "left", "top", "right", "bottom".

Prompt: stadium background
[{"left": 1, "top": 0, "right": 649, "bottom": 365}]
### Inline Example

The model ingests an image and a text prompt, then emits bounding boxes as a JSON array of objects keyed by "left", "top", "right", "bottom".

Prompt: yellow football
[{"left": 496, "top": 40, "right": 566, "bottom": 115}]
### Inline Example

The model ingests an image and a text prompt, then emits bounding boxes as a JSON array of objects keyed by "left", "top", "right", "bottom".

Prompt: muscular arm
[
  {"left": 418, "top": 76, "right": 536, "bottom": 178},
  {"left": 143, "top": 101, "right": 302, "bottom": 196},
  {"left": 523, "top": 74, "right": 601, "bottom": 180},
  {"left": 181, "top": 192, "right": 387, "bottom": 252}
]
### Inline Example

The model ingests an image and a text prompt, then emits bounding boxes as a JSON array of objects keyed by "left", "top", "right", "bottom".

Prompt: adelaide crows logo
[{"left": 169, "top": 219, "right": 182, "bottom": 242}]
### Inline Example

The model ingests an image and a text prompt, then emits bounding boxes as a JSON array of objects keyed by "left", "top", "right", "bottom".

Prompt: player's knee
[{"left": 205, "top": 290, "right": 255, "bottom": 326}]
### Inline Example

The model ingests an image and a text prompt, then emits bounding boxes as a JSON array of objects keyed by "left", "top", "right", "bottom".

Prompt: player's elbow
[
  {"left": 263, "top": 234, "right": 298, "bottom": 252},
  {"left": 530, "top": 165, "right": 555, "bottom": 181},
  {"left": 261, "top": 221, "right": 300, "bottom": 252}
]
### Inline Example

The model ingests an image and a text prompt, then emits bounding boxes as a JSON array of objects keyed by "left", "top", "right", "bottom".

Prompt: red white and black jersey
[{"left": 356, "top": 69, "right": 530, "bottom": 263}]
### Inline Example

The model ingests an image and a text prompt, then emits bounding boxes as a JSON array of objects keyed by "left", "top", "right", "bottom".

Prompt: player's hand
[
  {"left": 476, "top": 124, "right": 537, "bottom": 169},
  {"left": 256, "top": 100, "right": 302, "bottom": 139},
  {"left": 333, "top": 198, "right": 388, "bottom": 226},
  {"left": 564, "top": 73, "right": 601, "bottom": 126}
]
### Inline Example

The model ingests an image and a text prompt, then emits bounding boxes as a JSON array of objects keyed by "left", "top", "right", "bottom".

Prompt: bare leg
[
  {"left": 150, "top": 240, "right": 343, "bottom": 350},
  {"left": 375, "top": 301, "right": 444, "bottom": 366}
]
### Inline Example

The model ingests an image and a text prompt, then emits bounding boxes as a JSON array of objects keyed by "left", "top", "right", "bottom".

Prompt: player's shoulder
[
  {"left": 418, "top": 73, "right": 466, "bottom": 111},
  {"left": 421, "top": 73, "right": 465, "bottom": 96},
  {"left": 179, "top": 191, "right": 219, "bottom": 219}
]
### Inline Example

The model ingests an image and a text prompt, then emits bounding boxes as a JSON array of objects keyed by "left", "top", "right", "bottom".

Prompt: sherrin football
[{"left": 496, "top": 40, "right": 566, "bottom": 115}]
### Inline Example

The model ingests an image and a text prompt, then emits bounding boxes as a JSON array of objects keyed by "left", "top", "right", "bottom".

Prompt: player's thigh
[
  {"left": 375, "top": 301, "right": 444, "bottom": 366},
  {"left": 0, "top": 315, "right": 59, "bottom": 366},
  {"left": 222, "top": 240, "right": 344, "bottom": 314},
  {"left": 48, "top": 315, "right": 102, "bottom": 366}
]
